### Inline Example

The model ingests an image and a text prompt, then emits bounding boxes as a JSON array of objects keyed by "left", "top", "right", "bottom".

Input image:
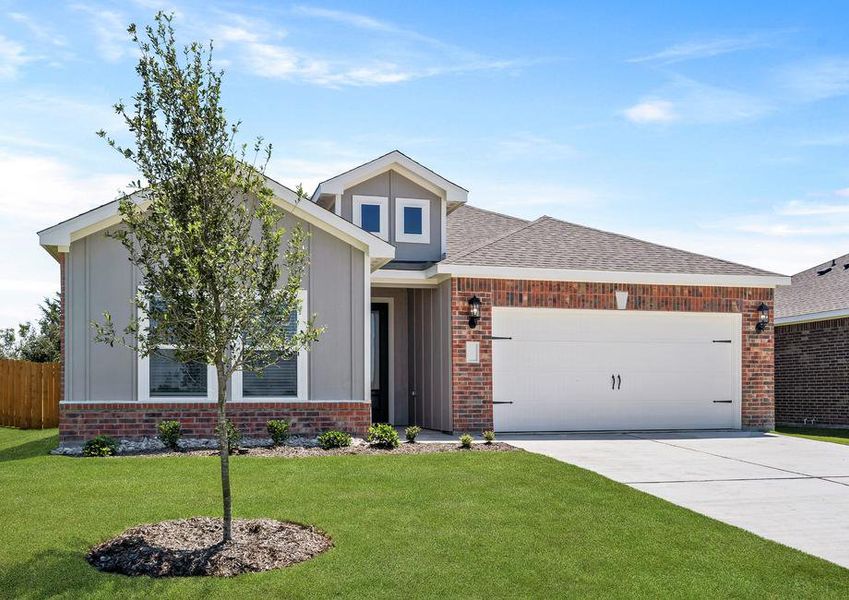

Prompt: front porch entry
[{"left": 370, "top": 285, "right": 453, "bottom": 431}]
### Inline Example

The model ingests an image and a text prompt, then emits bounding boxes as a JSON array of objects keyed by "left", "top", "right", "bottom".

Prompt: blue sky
[{"left": 1, "top": 1, "right": 849, "bottom": 327}]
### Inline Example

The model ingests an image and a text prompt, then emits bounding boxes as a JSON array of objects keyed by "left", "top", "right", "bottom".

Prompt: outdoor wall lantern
[
  {"left": 468, "top": 295, "right": 481, "bottom": 329},
  {"left": 756, "top": 302, "right": 769, "bottom": 332}
]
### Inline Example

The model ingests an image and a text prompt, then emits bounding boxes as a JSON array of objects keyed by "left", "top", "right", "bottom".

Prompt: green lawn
[
  {"left": 1, "top": 428, "right": 848, "bottom": 599},
  {"left": 775, "top": 426, "right": 849, "bottom": 446}
]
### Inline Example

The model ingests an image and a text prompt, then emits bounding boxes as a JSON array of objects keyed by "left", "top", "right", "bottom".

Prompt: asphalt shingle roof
[
  {"left": 445, "top": 209, "right": 780, "bottom": 277},
  {"left": 775, "top": 253, "right": 849, "bottom": 319},
  {"left": 446, "top": 204, "right": 528, "bottom": 260}
]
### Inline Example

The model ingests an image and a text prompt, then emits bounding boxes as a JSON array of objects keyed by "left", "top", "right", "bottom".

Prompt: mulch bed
[
  {"left": 87, "top": 517, "right": 332, "bottom": 577},
  {"left": 134, "top": 441, "right": 518, "bottom": 458}
]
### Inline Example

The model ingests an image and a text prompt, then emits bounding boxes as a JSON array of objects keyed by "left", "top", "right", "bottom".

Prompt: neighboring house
[
  {"left": 775, "top": 255, "right": 849, "bottom": 427},
  {"left": 38, "top": 151, "right": 789, "bottom": 442}
]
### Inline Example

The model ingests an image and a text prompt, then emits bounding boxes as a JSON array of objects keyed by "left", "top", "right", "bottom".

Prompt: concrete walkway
[{"left": 502, "top": 431, "right": 849, "bottom": 569}]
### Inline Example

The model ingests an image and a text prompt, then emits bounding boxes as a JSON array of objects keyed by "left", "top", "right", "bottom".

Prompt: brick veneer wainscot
[
  {"left": 451, "top": 278, "right": 775, "bottom": 432},
  {"left": 775, "top": 317, "right": 849, "bottom": 427},
  {"left": 59, "top": 402, "right": 370, "bottom": 442}
]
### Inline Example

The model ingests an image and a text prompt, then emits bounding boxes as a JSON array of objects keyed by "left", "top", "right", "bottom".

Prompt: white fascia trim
[
  {"left": 434, "top": 264, "right": 791, "bottom": 288},
  {"left": 776, "top": 308, "right": 849, "bottom": 326},
  {"left": 352, "top": 195, "right": 389, "bottom": 241},
  {"left": 370, "top": 267, "right": 446, "bottom": 287},
  {"left": 37, "top": 178, "right": 396, "bottom": 263},
  {"left": 394, "top": 197, "right": 430, "bottom": 244},
  {"left": 313, "top": 151, "right": 468, "bottom": 207}
]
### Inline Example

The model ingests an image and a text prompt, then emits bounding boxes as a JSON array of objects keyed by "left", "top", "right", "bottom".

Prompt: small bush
[
  {"left": 157, "top": 420, "right": 182, "bottom": 451},
  {"left": 367, "top": 423, "right": 400, "bottom": 449},
  {"left": 482, "top": 430, "right": 496, "bottom": 444},
  {"left": 318, "top": 430, "right": 352, "bottom": 450},
  {"left": 459, "top": 433, "right": 473, "bottom": 449},
  {"left": 82, "top": 435, "right": 118, "bottom": 457},
  {"left": 267, "top": 419, "right": 290, "bottom": 446},
  {"left": 405, "top": 425, "right": 422, "bottom": 443},
  {"left": 215, "top": 419, "right": 242, "bottom": 454}
]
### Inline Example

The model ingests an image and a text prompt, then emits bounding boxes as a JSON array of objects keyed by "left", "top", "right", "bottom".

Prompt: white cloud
[
  {"left": 8, "top": 12, "right": 67, "bottom": 47},
  {"left": 0, "top": 152, "right": 129, "bottom": 226},
  {"left": 0, "top": 34, "right": 29, "bottom": 78},
  {"left": 624, "top": 78, "right": 770, "bottom": 125},
  {"left": 629, "top": 33, "right": 775, "bottom": 65},
  {"left": 624, "top": 100, "right": 678, "bottom": 123},
  {"left": 72, "top": 4, "right": 130, "bottom": 62},
  {"left": 209, "top": 6, "right": 528, "bottom": 87},
  {"left": 493, "top": 133, "right": 577, "bottom": 160},
  {"left": 779, "top": 57, "right": 849, "bottom": 101},
  {"left": 778, "top": 199, "right": 849, "bottom": 216}
]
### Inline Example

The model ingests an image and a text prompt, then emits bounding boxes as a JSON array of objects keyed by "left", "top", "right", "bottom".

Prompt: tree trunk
[{"left": 216, "top": 367, "right": 232, "bottom": 543}]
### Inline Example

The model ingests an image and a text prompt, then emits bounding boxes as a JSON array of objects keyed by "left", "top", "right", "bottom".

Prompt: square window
[
  {"left": 149, "top": 349, "right": 207, "bottom": 397},
  {"left": 360, "top": 204, "right": 381, "bottom": 233},
  {"left": 403, "top": 206, "right": 423, "bottom": 235}
]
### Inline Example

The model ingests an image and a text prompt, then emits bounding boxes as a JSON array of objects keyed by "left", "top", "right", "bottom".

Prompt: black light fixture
[
  {"left": 468, "top": 295, "right": 481, "bottom": 329},
  {"left": 756, "top": 302, "right": 769, "bottom": 332}
]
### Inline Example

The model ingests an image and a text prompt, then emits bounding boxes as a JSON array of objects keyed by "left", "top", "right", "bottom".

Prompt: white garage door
[{"left": 492, "top": 308, "right": 741, "bottom": 432}]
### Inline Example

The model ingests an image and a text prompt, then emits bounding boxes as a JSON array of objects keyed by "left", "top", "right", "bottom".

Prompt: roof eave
[{"left": 434, "top": 263, "right": 791, "bottom": 288}]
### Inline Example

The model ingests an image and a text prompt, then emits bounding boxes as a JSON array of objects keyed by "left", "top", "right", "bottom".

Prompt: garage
[{"left": 492, "top": 308, "right": 742, "bottom": 432}]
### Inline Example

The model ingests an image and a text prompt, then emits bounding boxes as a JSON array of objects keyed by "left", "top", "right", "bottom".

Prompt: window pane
[
  {"left": 361, "top": 204, "right": 381, "bottom": 232},
  {"left": 242, "top": 310, "right": 299, "bottom": 398},
  {"left": 243, "top": 351, "right": 297, "bottom": 397},
  {"left": 403, "top": 206, "right": 423, "bottom": 235},
  {"left": 150, "top": 349, "right": 207, "bottom": 397}
]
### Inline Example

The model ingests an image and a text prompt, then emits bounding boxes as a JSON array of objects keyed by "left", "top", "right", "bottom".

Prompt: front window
[
  {"left": 241, "top": 309, "right": 299, "bottom": 399},
  {"left": 361, "top": 204, "right": 381, "bottom": 233},
  {"left": 395, "top": 198, "right": 430, "bottom": 243},
  {"left": 352, "top": 195, "right": 388, "bottom": 240},
  {"left": 150, "top": 349, "right": 208, "bottom": 397}
]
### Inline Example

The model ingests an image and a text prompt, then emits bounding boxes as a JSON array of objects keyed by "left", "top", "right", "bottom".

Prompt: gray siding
[
  {"left": 65, "top": 214, "right": 366, "bottom": 403},
  {"left": 341, "top": 170, "right": 443, "bottom": 262},
  {"left": 407, "top": 281, "right": 452, "bottom": 431},
  {"left": 371, "top": 287, "right": 410, "bottom": 425}
]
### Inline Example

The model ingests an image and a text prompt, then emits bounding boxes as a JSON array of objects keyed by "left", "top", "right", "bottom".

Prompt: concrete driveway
[{"left": 504, "top": 431, "right": 849, "bottom": 569}]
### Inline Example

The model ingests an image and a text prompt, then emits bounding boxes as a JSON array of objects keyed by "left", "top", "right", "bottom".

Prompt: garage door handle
[
  {"left": 617, "top": 374, "right": 621, "bottom": 390},
  {"left": 612, "top": 374, "right": 616, "bottom": 389},
  {"left": 713, "top": 400, "right": 732, "bottom": 404}
]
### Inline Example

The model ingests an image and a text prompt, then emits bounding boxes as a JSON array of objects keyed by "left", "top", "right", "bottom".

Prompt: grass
[
  {"left": 1, "top": 428, "right": 849, "bottom": 599},
  {"left": 775, "top": 426, "right": 849, "bottom": 446}
]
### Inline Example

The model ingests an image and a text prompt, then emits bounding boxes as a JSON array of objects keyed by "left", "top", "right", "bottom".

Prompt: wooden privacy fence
[{"left": 0, "top": 359, "right": 60, "bottom": 429}]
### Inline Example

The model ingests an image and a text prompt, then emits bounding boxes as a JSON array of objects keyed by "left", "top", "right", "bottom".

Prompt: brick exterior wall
[
  {"left": 59, "top": 401, "right": 371, "bottom": 442},
  {"left": 775, "top": 317, "right": 849, "bottom": 427},
  {"left": 451, "top": 278, "right": 775, "bottom": 432}
]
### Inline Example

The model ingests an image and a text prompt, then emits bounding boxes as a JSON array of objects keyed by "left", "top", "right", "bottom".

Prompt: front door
[{"left": 370, "top": 303, "right": 389, "bottom": 423}]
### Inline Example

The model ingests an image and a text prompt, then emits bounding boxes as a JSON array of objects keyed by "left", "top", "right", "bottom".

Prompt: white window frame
[
  {"left": 353, "top": 195, "right": 389, "bottom": 241},
  {"left": 137, "top": 303, "right": 218, "bottom": 403},
  {"left": 232, "top": 290, "right": 309, "bottom": 403},
  {"left": 137, "top": 291, "right": 308, "bottom": 403},
  {"left": 395, "top": 197, "right": 430, "bottom": 244}
]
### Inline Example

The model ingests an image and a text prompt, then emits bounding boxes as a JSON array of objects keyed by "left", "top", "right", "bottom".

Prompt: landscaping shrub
[
  {"left": 405, "top": 425, "right": 422, "bottom": 443},
  {"left": 215, "top": 419, "right": 242, "bottom": 454},
  {"left": 482, "top": 430, "right": 496, "bottom": 444},
  {"left": 266, "top": 419, "right": 290, "bottom": 446},
  {"left": 459, "top": 433, "right": 473, "bottom": 449},
  {"left": 367, "top": 423, "right": 400, "bottom": 449},
  {"left": 157, "top": 420, "right": 182, "bottom": 451},
  {"left": 318, "top": 430, "right": 352, "bottom": 450},
  {"left": 82, "top": 435, "right": 118, "bottom": 457}
]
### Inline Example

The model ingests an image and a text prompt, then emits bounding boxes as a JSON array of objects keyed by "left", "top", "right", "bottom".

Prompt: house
[
  {"left": 775, "top": 255, "right": 849, "bottom": 427},
  {"left": 38, "top": 151, "right": 789, "bottom": 442}
]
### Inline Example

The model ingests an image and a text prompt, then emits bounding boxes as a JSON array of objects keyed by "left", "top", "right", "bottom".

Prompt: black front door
[{"left": 370, "top": 303, "right": 389, "bottom": 423}]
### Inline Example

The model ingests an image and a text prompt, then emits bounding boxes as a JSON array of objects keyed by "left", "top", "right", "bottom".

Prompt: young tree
[
  {"left": 93, "top": 13, "right": 322, "bottom": 543},
  {"left": 0, "top": 294, "right": 61, "bottom": 363}
]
